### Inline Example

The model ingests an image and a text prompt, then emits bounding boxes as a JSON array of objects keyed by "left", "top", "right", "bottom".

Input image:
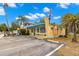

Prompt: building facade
[{"left": 26, "top": 17, "right": 65, "bottom": 39}]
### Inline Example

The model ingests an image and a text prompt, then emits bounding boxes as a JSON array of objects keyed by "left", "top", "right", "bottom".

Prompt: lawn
[{"left": 47, "top": 35, "right": 79, "bottom": 56}]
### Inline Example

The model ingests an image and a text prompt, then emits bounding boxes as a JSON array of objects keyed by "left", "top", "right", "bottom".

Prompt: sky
[{"left": 0, "top": 3, "right": 79, "bottom": 26}]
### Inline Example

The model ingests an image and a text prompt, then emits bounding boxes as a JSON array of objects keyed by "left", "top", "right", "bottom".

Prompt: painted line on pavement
[{"left": 45, "top": 44, "right": 64, "bottom": 56}]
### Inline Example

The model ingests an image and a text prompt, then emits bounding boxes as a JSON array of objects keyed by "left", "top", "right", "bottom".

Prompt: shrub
[
  {"left": 20, "top": 29, "right": 27, "bottom": 35},
  {"left": 59, "top": 35, "right": 65, "bottom": 37}
]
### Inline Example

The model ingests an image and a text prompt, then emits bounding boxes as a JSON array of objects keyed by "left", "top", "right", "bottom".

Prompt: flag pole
[{"left": 49, "top": 8, "right": 52, "bottom": 23}]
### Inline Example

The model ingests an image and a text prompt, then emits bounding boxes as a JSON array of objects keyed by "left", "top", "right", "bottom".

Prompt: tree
[
  {"left": 16, "top": 16, "right": 28, "bottom": 26},
  {"left": 33, "top": 18, "right": 45, "bottom": 25},
  {"left": 0, "top": 23, "right": 7, "bottom": 32},
  {"left": 62, "top": 14, "right": 71, "bottom": 38},
  {"left": 39, "top": 18, "right": 45, "bottom": 24},
  {"left": 11, "top": 22, "right": 20, "bottom": 31},
  {"left": 69, "top": 14, "right": 77, "bottom": 42},
  {"left": 62, "top": 13, "right": 78, "bottom": 42},
  {"left": 58, "top": 24, "right": 63, "bottom": 30},
  {"left": 76, "top": 14, "right": 79, "bottom": 34},
  {"left": 3, "top": 3, "right": 10, "bottom": 31}
]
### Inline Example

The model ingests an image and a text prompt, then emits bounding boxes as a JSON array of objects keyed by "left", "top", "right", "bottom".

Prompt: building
[
  {"left": 26, "top": 17, "right": 65, "bottom": 39},
  {"left": 25, "top": 9, "right": 65, "bottom": 39},
  {"left": 20, "top": 22, "right": 34, "bottom": 29}
]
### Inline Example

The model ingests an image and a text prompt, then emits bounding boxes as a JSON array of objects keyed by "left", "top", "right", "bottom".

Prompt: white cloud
[
  {"left": 7, "top": 3, "right": 16, "bottom": 8},
  {"left": 25, "top": 13, "right": 38, "bottom": 20},
  {"left": 28, "top": 13, "right": 38, "bottom": 19},
  {"left": 53, "top": 16, "right": 61, "bottom": 20},
  {"left": 57, "top": 3, "right": 79, "bottom": 9},
  {"left": 25, "top": 15, "right": 33, "bottom": 20},
  {"left": 25, "top": 13, "right": 46, "bottom": 20},
  {"left": 35, "top": 13, "right": 46, "bottom": 17},
  {"left": 16, "top": 17, "right": 19, "bottom": 20},
  {"left": 40, "top": 13, "right": 46, "bottom": 17},
  {"left": 0, "top": 7, "right": 5, "bottom": 15},
  {"left": 32, "top": 14, "right": 38, "bottom": 19},
  {"left": 43, "top": 7, "right": 50, "bottom": 12},
  {"left": 3, "top": 3, "right": 16, "bottom": 8},
  {"left": 35, "top": 13, "right": 40, "bottom": 16},
  {"left": 58, "top": 3, "right": 70, "bottom": 9}
]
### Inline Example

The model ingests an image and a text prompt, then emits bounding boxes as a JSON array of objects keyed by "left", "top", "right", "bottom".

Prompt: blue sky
[{"left": 0, "top": 3, "right": 79, "bottom": 26}]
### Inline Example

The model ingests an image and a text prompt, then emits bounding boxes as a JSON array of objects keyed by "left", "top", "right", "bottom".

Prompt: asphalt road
[{"left": 0, "top": 36, "right": 62, "bottom": 56}]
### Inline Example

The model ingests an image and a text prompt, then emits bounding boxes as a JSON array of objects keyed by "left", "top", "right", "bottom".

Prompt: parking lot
[{"left": 0, "top": 36, "right": 63, "bottom": 56}]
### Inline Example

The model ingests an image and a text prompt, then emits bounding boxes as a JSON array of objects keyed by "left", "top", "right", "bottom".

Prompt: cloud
[
  {"left": 43, "top": 7, "right": 50, "bottom": 12},
  {"left": 3, "top": 3, "right": 16, "bottom": 8},
  {"left": 57, "top": 3, "right": 70, "bottom": 9},
  {"left": 53, "top": 16, "right": 61, "bottom": 20},
  {"left": 28, "top": 13, "right": 38, "bottom": 19},
  {"left": 25, "top": 13, "right": 38, "bottom": 20},
  {"left": 25, "top": 15, "right": 33, "bottom": 20},
  {"left": 32, "top": 14, "right": 38, "bottom": 19},
  {"left": 16, "top": 17, "right": 19, "bottom": 20},
  {"left": 7, "top": 3, "right": 16, "bottom": 8},
  {"left": 40, "top": 13, "right": 46, "bottom": 17},
  {"left": 57, "top": 3, "right": 79, "bottom": 9},
  {"left": 25, "top": 13, "right": 46, "bottom": 20},
  {"left": 0, "top": 7, "right": 5, "bottom": 15},
  {"left": 35, "top": 13, "right": 46, "bottom": 17}
]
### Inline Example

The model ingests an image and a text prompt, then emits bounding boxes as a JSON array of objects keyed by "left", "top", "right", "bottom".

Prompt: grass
[{"left": 47, "top": 35, "right": 79, "bottom": 56}]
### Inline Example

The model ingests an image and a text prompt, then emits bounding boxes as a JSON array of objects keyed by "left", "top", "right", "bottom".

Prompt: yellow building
[{"left": 26, "top": 17, "right": 65, "bottom": 39}]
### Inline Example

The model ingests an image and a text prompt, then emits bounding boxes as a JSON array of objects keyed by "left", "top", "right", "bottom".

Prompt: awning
[{"left": 25, "top": 23, "right": 45, "bottom": 29}]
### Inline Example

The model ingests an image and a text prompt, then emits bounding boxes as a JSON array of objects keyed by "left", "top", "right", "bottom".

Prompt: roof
[
  {"left": 24, "top": 22, "right": 33, "bottom": 25},
  {"left": 26, "top": 23, "right": 45, "bottom": 29}
]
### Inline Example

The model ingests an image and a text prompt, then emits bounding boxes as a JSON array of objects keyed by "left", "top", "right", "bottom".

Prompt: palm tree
[
  {"left": 16, "top": 16, "right": 28, "bottom": 28},
  {"left": 3, "top": 3, "right": 10, "bottom": 31},
  {"left": 62, "top": 14, "right": 71, "bottom": 38},
  {"left": 62, "top": 13, "right": 78, "bottom": 42},
  {"left": 39, "top": 18, "right": 45, "bottom": 24},
  {"left": 76, "top": 14, "right": 79, "bottom": 33},
  {"left": 69, "top": 14, "right": 77, "bottom": 42},
  {"left": 11, "top": 21, "right": 20, "bottom": 31},
  {"left": 34, "top": 18, "right": 45, "bottom": 25}
]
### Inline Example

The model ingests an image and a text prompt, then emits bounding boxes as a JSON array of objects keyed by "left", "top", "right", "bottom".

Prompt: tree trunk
[
  {"left": 3, "top": 4, "right": 9, "bottom": 31},
  {"left": 72, "top": 23, "right": 77, "bottom": 42},
  {"left": 65, "top": 24, "right": 68, "bottom": 38}
]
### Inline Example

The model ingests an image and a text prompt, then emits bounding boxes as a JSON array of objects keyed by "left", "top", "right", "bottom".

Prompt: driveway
[{"left": 0, "top": 36, "right": 63, "bottom": 56}]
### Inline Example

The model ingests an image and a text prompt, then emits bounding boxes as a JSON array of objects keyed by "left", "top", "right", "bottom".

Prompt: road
[{"left": 0, "top": 36, "right": 63, "bottom": 56}]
